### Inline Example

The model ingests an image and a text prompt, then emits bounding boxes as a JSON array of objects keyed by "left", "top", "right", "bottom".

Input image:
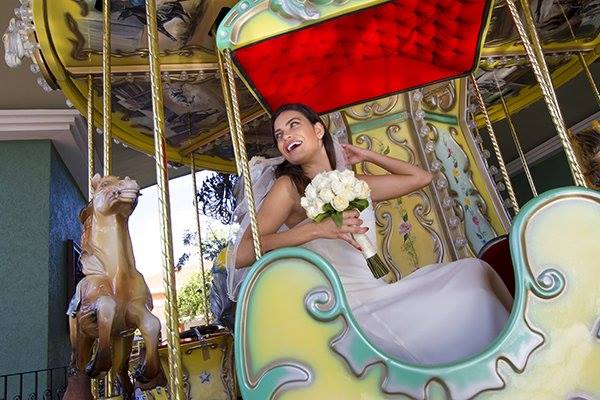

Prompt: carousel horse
[{"left": 64, "top": 174, "right": 165, "bottom": 400}]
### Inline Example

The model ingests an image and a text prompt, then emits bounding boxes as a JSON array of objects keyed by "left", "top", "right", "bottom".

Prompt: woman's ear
[{"left": 314, "top": 122, "right": 325, "bottom": 140}]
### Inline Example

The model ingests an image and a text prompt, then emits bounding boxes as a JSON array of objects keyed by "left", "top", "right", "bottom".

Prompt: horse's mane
[{"left": 79, "top": 202, "right": 94, "bottom": 255}]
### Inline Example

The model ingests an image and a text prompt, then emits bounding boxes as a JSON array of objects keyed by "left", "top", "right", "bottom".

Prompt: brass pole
[
  {"left": 223, "top": 50, "right": 262, "bottom": 259},
  {"left": 508, "top": 0, "right": 587, "bottom": 187},
  {"left": 493, "top": 72, "right": 538, "bottom": 197},
  {"left": 102, "top": 0, "right": 112, "bottom": 176},
  {"left": 217, "top": 50, "right": 241, "bottom": 173},
  {"left": 557, "top": 3, "right": 600, "bottom": 107},
  {"left": 145, "top": 0, "right": 185, "bottom": 399},
  {"left": 190, "top": 155, "right": 210, "bottom": 325},
  {"left": 101, "top": 1, "right": 115, "bottom": 394},
  {"left": 87, "top": 75, "right": 95, "bottom": 200},
  {"left": 470, "top": 74, "right": 520, "bottom": 213}
]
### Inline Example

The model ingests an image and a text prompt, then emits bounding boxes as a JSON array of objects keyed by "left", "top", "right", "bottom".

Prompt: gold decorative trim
[
  {"left": 409, "top": 190, "right": 445, "bottom": 263},
  {"left": 346, "top": 96, "right": 399, "bottom": 120}
]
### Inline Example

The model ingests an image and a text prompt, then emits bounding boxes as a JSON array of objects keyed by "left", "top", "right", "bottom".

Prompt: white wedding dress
[
  {"left": 227, "top": 152, "right": 512, "bottom": 366},
  {"left": 292, "top": 204, "right": 512, "bottom": 365}
]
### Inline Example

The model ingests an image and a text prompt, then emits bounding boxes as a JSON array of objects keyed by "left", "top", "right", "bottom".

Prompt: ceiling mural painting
[
  {"left": 485, "top": 0, "right": 600, "bottom": 48},
  {"left": 3, "top": 0, "right": 599, "bottom": 170}
]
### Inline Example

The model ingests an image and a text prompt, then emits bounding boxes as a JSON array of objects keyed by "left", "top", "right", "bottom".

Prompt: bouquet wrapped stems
[
  {"left": 301, "top": 169, "right": 393, "bottom": 281},
  {"left": 353, "top": 233, "right": 391, "bottom": 279}
]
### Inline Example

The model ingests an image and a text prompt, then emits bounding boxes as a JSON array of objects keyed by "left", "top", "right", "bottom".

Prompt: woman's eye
[{"left": 290, "top": 121, "right": 299, "bottom": 128}]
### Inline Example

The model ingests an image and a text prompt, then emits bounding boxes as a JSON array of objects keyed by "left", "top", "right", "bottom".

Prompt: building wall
[
  {"left": 47, "top": 146, "right": 85, "bottom": 369},
  {"left": 0, "top": 140, "right": 84, "bottom": 375}
]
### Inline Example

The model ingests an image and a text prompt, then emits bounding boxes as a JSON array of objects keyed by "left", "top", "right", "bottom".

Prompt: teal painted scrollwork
[{"left": 270, "top": 0, "right": 351, "bottom": 21}]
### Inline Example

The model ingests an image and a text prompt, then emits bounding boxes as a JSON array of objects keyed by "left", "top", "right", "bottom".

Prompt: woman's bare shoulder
[{"left": 270, "top": 175, "right": 300, "bottom": 200}]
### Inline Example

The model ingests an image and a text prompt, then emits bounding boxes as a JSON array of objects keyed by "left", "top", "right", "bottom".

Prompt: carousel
[{"left": 3, "top": 0, "right": 600, "bottom": 399}]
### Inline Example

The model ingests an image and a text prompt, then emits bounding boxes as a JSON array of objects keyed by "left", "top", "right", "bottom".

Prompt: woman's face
[{"left": 273, "top": 110, "right": 324, "bottom": 165}]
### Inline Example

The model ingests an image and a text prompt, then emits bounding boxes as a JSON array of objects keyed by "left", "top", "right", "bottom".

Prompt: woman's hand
[
  {"left": 312, "top": 209, "right": 368, "bottom": 251},
  {"left": 341, "top": 143, "right": 371, "bottom": 166}
]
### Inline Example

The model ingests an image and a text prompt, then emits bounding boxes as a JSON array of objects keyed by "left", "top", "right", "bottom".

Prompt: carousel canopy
[
  {"left": 229, "top": 0, "right": 493, "bottom": 114},
  {"left": 2, "top": 0, "right": 599, "bottom": 176}
]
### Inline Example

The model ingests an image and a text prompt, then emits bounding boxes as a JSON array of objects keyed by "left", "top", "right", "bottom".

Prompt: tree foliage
[
  {"left": 176, "top": 225, "right": 230, "bottom": 269},
  {"left": 197, "top": 172, "right": 239, "bottom": 225},
  {"left": 177, "top": 271, "right": 212, "bottom": 321}
]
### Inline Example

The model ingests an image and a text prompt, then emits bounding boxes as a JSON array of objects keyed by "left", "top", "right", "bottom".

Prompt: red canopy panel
[{"left": 232, "top": 0, "right": 492, "bottom": 114}]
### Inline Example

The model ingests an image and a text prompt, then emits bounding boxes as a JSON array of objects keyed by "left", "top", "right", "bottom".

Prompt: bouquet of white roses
[{"left": 300, "top": 169, "right": 390, "bottom": 279}]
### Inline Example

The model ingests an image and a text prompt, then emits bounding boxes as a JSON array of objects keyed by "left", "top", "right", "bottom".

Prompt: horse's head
[{"left": 85, "top": 174, "right": 141, "bottom": 219}]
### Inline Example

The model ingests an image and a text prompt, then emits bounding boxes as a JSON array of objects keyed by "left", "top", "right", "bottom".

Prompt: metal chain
[
  {"left": 223, "top": 50, "right": 263, "bottom": 259},
  {"left": 470, "top": 74, "right": 519, "bottom": 213}
]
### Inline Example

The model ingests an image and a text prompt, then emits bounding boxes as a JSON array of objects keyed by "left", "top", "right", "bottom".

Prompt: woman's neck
[{"left": 301, "top": 147, "right": 332, "bottom": 178}]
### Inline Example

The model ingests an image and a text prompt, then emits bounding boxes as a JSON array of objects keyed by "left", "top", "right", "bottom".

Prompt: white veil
[{"left": 225, "top": 136, "right": 348, "bottom": 301}]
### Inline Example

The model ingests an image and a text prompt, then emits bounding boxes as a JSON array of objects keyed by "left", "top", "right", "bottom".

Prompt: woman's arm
[
  {"left": 342, "top": 143, "right": 433, "bottom": 202},
  {"left": 235, "top": 176, "right": 368, "bottom": 268}
]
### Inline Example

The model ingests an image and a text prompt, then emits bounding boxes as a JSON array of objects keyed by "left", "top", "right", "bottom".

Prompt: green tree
[{"left": 177, "top": 271, "right": 212, "bottom": 321}]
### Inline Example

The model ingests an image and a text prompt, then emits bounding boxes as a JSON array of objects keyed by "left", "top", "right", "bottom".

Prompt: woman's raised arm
[{"left": 341, "top": 143, "right": 432, "bottom": 202}]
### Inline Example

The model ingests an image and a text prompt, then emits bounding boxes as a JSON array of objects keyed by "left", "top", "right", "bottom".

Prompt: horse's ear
[
  {"left": 91, "top": 173, "right": 102, "bottom": 191},
  {"left": 79, "top": 203, "right": 92, "bottom": 224}
]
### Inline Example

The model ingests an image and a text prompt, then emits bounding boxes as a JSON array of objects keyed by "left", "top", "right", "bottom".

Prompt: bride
[{"left": 226, "top": 103, "right": 513, "bottom": 365}]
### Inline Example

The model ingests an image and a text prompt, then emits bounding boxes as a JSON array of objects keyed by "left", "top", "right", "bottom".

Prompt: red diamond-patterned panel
[{"left": 233, "top": 0, "right": 492, "bottom": 114}]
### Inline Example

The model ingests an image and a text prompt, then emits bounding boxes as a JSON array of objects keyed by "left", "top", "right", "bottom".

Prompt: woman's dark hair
[{"left": 271, "top": 103, "right": 337, "bottom": 195}]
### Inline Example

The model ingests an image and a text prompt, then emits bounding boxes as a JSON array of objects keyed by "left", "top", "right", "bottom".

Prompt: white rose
[
  {"left": 300, "top": 196, "right": 310, "bottom": 209},
  {"left": 312, "top": 173, "right": 328, "bottom": 190},
  {"left": 332, "top": 195, "right": 350, "bottom": 212},
  {"left": 340, "top": 170, "right": 355, "bottom": 185},
  {"left": 305, "top": 184, "right": 317, "bottom": 200},
  {"left": 342, "top": 187, "right": 356, "bottom": 202},
  {"left": 318, "top": 188, "right": 335, "bottom": 203},
  {"left": 357, "top": 180, "right": 371, "bottom": 199},
  {"left": 331, "top": 180, "right": 345, "bottom": 196},
  {"left": 314, "top": 199, "right": 325, "bottom": 214},
  {"left": 307, "top": 205, "right": 321, "bottom": 219}
]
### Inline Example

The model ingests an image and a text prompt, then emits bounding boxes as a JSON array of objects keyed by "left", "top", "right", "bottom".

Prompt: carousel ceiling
[{"left": 2, "top": 0, "right": 599, "bottom": 172}]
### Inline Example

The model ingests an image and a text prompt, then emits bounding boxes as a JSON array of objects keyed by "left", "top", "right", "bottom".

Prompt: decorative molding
[
  {"left": 0, "top": 109, "right": 99, "bottom": 196},
  {"left": 507, "top": 111, "right": 600, "bottom": 176}
]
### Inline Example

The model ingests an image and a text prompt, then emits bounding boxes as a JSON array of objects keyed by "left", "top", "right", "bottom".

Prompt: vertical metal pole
[
  {"left": 507, "top": 0, "right": 587, "bottom": 187},
  {"left": 470, "top": 74, "right": 520, "bottom": 213},
  {"left": 223, "top": 50, "right": 262, "bottom": 259},
  {"left": 493, "top": 72, "right": 538, "bottom": 197},
  {"left": 102, "top": 0, "right": 112, "bottom": 176},
  {"left": 217, "top": 50, "right": 241, "bottom": 173},
  {"left": 190, "top": 155, "right": 210, "bottom": 325},
  {"left": 87, "top": 75, "right": 95, "bottom": 200},
  {"left": 101, "top": 0, "right": 115, "bottom": 393},
  {"left": 144, "top": 1, "right": 185, "bottom": 399}
]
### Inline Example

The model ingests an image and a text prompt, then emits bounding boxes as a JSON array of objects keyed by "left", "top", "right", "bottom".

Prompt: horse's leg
[
  {"left": 112, "top": 335, "right": 134, "bottom": 400},
  {"left": 64, "top": 318, "right": 94, "bottom": 400},
  {"left": 127, "top": 303, "right": 163, "bottom": 385},
  {"left": 86, "top": 296, "right": 116, "bottom": 377}
]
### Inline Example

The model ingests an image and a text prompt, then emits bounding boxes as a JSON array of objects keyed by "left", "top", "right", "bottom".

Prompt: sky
[{"left": 129, "top": 170, "right": 230, "bottom": 281}]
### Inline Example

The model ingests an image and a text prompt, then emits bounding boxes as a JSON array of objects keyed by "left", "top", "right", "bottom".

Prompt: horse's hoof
[
  {"left": 135, "top": 365, "right": 167, "bottom": 391},
  {"left": 64, "top": 368, "right": 93, "bottom": 400}
]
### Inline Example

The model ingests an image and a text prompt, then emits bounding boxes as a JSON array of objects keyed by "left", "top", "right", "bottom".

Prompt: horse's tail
[{"left": 85, "top": 296, "right": 117, "bottom": 377}]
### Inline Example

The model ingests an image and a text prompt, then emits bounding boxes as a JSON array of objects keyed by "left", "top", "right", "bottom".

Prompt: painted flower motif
[
  {"left": 472, "top": 216, "right": 480, "bottom": 226},
  {"left": 452, "top": 168, "right": 460, "bottom": 178},
  {"left": 447, "top": 147, "right": 454, "bottom": 157},
  {"left": 398, "top": 221, "right": 412, "bottom": 236},
  {"left": 464, "top": 197, "right": 472, "bottom": 206}
]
